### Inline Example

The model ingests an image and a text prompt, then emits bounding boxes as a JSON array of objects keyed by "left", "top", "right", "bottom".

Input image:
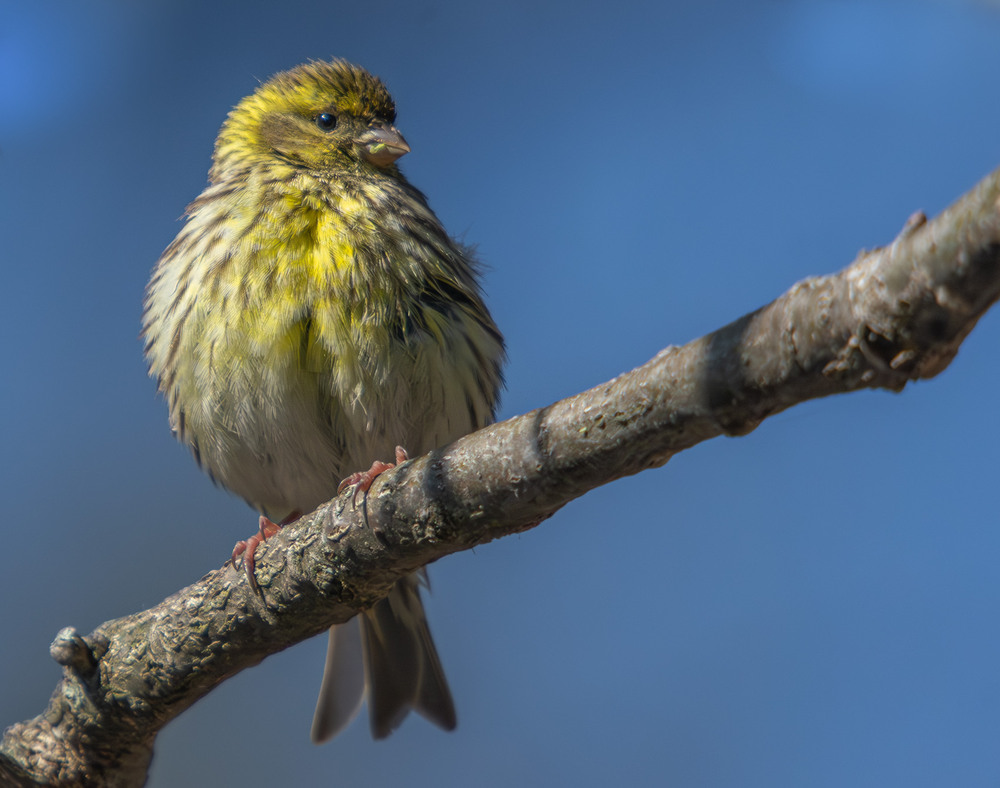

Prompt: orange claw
[
  {"left": 337, "top": 446, "right": 409, "bottom": 503},
  {"left": 230, "top": 447, "right": 410, "bottom": 593},
  {"left": 231, "top": 512, "right": 298, "bottom": 593}
]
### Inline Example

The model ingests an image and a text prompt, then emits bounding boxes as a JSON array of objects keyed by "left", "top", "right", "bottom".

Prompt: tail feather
[
  {"left": 311, "top": 572, "right": 456, "bottom": 742},
  {"left": 310, "top": 617, "right": 366, "bottom": 743}
]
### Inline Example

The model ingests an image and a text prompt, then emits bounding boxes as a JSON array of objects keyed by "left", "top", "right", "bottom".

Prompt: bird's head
[{"left": 212, "top": 59, "right": 410, "bottom": 177}]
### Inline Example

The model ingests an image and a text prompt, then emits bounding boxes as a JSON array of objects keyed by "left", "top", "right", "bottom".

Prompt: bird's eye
[{"left": 315, "top": 113, "right": 337, "bottom": 131}]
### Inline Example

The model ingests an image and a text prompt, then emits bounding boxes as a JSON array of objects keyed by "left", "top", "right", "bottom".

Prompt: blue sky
[{"left": 3, "top": 1, "right": 1000, "bottom": 786}]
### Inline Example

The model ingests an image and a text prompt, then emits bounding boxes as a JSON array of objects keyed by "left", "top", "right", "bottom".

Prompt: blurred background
[{"left": 3, "top": 1, "right": 1000, "bottom": 785}]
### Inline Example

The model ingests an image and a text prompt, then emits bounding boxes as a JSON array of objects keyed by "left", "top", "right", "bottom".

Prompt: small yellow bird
[{"left": 142, "top": 59, "right": 505, "bottom": 741}]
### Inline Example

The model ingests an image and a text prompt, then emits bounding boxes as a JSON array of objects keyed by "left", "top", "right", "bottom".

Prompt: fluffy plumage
[{"left": 142, "top": 59, "right": 504, "bottom": 741}]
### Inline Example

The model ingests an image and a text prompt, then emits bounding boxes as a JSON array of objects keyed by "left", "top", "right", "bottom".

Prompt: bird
[{"left": 141, "top": 58, "right": 505, "bottom": 742}]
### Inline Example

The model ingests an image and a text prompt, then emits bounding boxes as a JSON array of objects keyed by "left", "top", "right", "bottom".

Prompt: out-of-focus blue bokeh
[{"left": 3, "top": 1, "right": 1000, "bottom": 785}]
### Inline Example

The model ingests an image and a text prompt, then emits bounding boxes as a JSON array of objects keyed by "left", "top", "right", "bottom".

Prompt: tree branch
[{"left": 3, "top": 166, "right": 999, "bottom": 787}]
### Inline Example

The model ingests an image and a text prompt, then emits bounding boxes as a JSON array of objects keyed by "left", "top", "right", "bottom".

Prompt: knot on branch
[{"left": 50, "top": 628, "right": 105, "bottom": 677}]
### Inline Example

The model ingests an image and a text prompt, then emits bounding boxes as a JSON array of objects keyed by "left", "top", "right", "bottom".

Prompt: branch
[{"left": 4, "top": 167, "right": 999, "bottom": 787}]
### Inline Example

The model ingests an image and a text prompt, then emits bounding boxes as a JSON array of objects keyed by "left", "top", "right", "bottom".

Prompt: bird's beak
[{"left": 356, "top": 124, "right": 411, "bottom": 167}]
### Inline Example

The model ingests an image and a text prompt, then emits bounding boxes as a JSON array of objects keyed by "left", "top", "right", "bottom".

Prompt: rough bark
[{"left": 2, "top": 167, "right": 999, "bottom": 787}]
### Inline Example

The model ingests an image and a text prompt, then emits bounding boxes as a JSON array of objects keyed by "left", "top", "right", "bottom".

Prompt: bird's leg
[
  {"left": 337, "top": 446, "right": 409, "bottom": 504},
  {"left": 231, "top": 447, "right": 409, "bottom": 592},
  {"left": 231, "top": 510, "right": 301, "bottom": 593}
]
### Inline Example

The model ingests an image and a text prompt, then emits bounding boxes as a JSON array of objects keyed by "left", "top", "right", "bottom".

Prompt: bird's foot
[
  {"left": 231, "top": 511, "right": 300, "bottom": 593},
  {"left": 337, "top": 446, "right": 409, "bottom": 504}
]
